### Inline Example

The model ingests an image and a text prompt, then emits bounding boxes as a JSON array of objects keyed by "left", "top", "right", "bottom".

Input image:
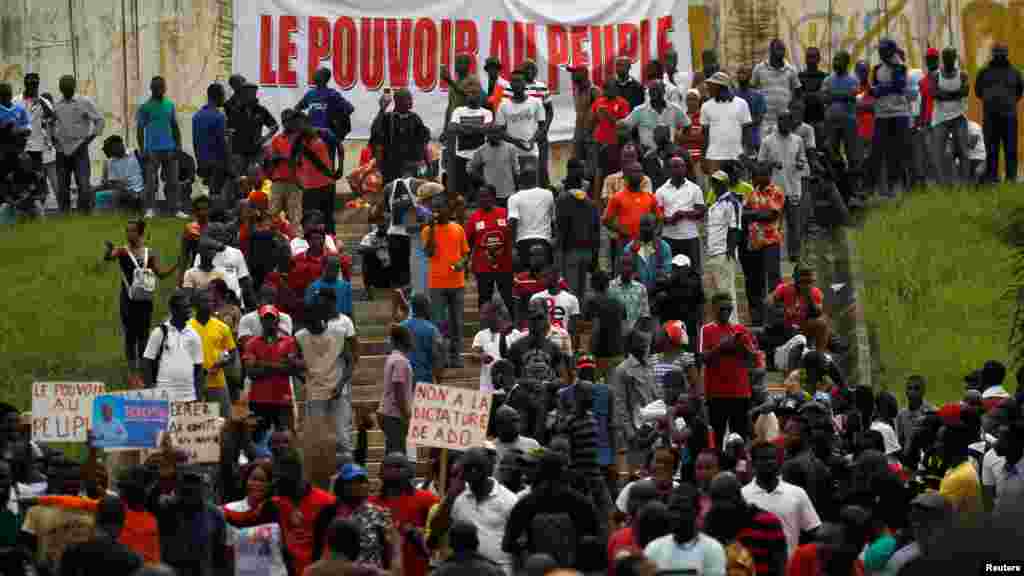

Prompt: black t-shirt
[
  {"left": 504, "top": 488, "right": 599, "bottom": 559},
  {"left": 584, "top": 293, "right": 627, "bottom": 358},
  {"left": 227, "top": 103, "right": 278, "bottom": 157},
  {"left": 370, "top": 111, "right": 431, "bottom": 181},
  {"left": 799, "top": 70, "right": 829, "bottom": 125},
  {"left": 507, "top": 337, "right": 564, "bottom": 380}
]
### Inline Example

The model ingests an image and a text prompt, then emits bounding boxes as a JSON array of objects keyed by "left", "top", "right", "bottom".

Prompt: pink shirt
[{"left": 379, "top": 350, "right": 412, "bottom": 418}]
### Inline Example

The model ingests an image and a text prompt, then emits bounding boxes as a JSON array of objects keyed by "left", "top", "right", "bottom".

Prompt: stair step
[{"left": 358, "top": 336, "right": 481, "bottom": 357}]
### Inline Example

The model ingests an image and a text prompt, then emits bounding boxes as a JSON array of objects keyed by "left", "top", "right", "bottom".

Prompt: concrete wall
[{"left": 1, "top": 0, "right": 1021, "bottom": 180}]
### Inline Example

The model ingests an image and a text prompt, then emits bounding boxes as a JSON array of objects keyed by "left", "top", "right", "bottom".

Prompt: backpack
[
  {"left": 529, "top": 512, "right": 576, "bottom": 568},
  {"left": 122, "top": 248, "right": 156, "bottom": 302}
]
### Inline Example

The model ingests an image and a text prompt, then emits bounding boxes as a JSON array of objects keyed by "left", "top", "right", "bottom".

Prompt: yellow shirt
[
  {"left": 189, "top": 317, "right": 236, "bottom": 390},
  {"left": 939, "top": 460, "right": 982, "bottom": 517}
]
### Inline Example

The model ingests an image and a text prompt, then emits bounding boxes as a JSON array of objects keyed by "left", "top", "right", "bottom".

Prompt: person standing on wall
[
  {"left": 192, "top": 83, "right": 228, "bottom": 201},
  {"left": 370, "top": 88, "right": 432, "bottom": 184},
  {"left": 799, "top": 47, "right": 828, "bottom": 145},
  {"left": 15, "top": 73, "right": 57, "bottom": 203},
  {"left": 227, "top": 82, "right": 279, "bottom": 178},
  {"left": 496, "top": 71, "right": 546, "bottom": 190},
  {"left": 751, "top": 40, "right": 802, "bottom": 141},
  {"left": 975, "top": 43, "right": 1023, "bottom": 184},
  {"left": 53, "top": 74, "right": 105, "bottom": 214},
  {"left": 520, "top": 60, "right": 554, "bottom": 187},
  {"left": 870, "top": 39, "right": 911, "bottom": 198},
  {"left": 297, "top": 67, "right": 354, "bottom": 168},
  {"left": 928, "top": 47, "right": 971, "bottom": 185},
  {"left": 137, "top": 76, "right": 182, "bottom": 219},
  {"left": 568, "top": 65, "right": 601, "bottom": 184}
]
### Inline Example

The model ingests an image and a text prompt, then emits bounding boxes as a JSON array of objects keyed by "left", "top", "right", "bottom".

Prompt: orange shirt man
[
  {"left": 603, "top": 161, "right": 661, "bottom": 242},
  {"left": 422, "top": 202, "right": 471, "bottom": 366}
]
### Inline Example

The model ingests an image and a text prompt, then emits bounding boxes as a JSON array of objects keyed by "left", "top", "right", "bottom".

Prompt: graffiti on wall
[{"left": 769, "top": 0, "right": 1023, "bottom": 74}]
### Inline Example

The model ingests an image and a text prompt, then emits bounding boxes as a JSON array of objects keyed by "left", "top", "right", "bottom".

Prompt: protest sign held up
[
  {"left": 92, "top": 395, "right": 170, "bottom": 449},
  {"left": 408, "top": 383, "right": 492, "bottom": 450},
  {"left": 31, "top": 382, "right": 105, "bottom": 443},
  {"left": 145, "top": 402, "right": 223, "bottom": 464}
]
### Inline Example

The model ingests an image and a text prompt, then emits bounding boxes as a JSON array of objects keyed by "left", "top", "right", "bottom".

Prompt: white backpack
[{"left": 123, "top": 248, "right": 156, "bottom": 301}]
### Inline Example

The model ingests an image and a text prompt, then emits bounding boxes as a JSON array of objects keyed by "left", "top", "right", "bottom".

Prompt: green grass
[
  {"left": 0, "top": 213, "right": 185, "bottom": 411},
  {"left": 852, "top": 184, "right": 1024, "bottom": 405}
]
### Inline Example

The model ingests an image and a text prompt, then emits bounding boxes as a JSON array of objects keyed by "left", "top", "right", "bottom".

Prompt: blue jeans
[
  {"left": 56, "top": 145, "right": 92, "bottom": 212},
  {"left": 430, "top": 287, "right": 464, "bottom": 363}
]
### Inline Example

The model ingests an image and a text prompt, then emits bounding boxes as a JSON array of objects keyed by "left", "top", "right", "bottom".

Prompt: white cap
[{"left": 672, "top": 254, "right": 692, "bottom": 267}]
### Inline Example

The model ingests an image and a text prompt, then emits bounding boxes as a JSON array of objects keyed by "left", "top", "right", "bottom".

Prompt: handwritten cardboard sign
[
  {"left": 407, "top": 383, "right": 492, "bottom": 450},
  {"left": 31, "top": 382, "right": 105, "bottom": 443},
  {"left": 159, "top": 402, "right": 223, "bottom": 464}
]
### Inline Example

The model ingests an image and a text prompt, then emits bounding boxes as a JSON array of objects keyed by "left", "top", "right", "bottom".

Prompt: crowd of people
[{"left": 0, "top": 32, "right": 1021, "bottom": 576}]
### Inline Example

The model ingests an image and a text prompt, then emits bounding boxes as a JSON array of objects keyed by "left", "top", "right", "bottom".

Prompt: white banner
[{"left": 232, "top": 0, "right": 692, "bottom": 141}]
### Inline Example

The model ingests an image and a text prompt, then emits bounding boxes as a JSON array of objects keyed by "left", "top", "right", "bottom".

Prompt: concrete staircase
[{"left": 332, "top": 204, "right": 788, "bottom": 487}]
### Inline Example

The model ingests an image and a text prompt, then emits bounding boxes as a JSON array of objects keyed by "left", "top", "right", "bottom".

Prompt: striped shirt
[
  {"left": 750, "top": 61, "right": 802, "bottom": 126},
  {"left": 648, "top": 352, "right": 696, "bottom": 399},
  {"left": 568, "top": 412, "right": 601, "bottom": 480},
  {"left": 735, "top": 506, "right": 787, "bottom": 576}
]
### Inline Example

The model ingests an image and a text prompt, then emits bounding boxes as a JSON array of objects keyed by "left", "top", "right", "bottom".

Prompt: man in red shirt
[
  {"left": 764, "top": 264, "right": 829, "bottom": 352},
  {"left": 242, "top": 305, "right": 301, "bottom": 430},
  {"left": 701, "top": 292, "right": 756, "bottom": 443},
  {"left": 466, "top": 184, "right": 513, "bottom": 311},
  {"left": 267, "top": 109, "right": 302, "bottom": 231},
  {"left": 370, "top": 454, "right": 439, "bottom": 576},
  {"left": 288, "top": 226, "right": 329, "bottom": 325}
]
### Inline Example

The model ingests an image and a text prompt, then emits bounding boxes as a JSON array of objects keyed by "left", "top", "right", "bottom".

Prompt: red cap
[
  {"left": 258, "top": 305, "right": 280, "bottom": 319},
  {"left": 663, "top": 320, "right": 689, "bottom": 347},
  {"left": 926, "top": 47, "right": 939, "bottom": 58}
]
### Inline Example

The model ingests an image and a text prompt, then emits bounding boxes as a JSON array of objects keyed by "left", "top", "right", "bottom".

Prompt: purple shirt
[{"left": 379, "top": 350, "right": 412, "bottom": 418}]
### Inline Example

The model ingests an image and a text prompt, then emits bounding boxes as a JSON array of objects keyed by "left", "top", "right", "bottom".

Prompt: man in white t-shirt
[
  {"left": 448, "top": 84, "right": 494, "bottom": 200},
  {"left": 529, "top": 267, "right": 581, "bottom": 343},
  {"left": 471, "top": 301, "right": 524, "bottom": 393},
  {"left": 194, "top": 235, "right": 251, "bottom": 307},
  {"left": 656, "top": 154, "right": 706, "bottom": 273},
  {"left": 700, "top": 72, "right": 753, "bottom": 173},
  {"left": 322, "top": 288, "right": 358, "bottom": 460},
  {"left": 742, "top": 441, "right": 822, "bottom": 557},
  {"left": 142, "top": 289, "right": 205, "bottom": 402},
  {"left": 507, "top": 164, "right": 554, "bottom": 267},
  {"left": 495, "top": 71, "right": 545, "bottom": 174},
  {"left": 182, "top": 237, "right": 239, "bottom": 302}
]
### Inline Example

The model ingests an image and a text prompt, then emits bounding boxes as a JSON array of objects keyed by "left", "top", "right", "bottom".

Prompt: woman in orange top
[{"left": 292, "top": 112, "right": 340, "bottom": 236}]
